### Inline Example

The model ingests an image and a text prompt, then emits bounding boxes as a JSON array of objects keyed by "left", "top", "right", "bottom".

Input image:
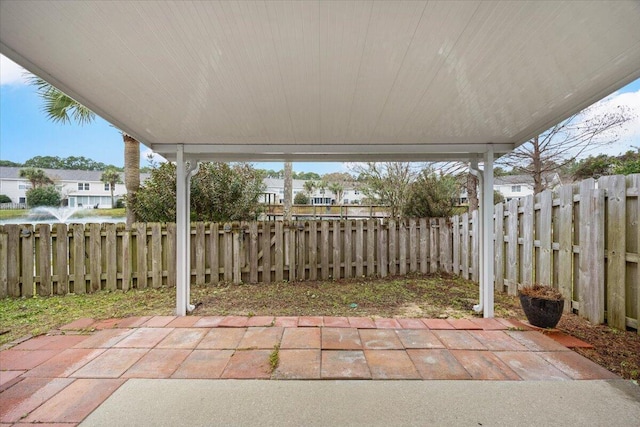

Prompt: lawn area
[
  {"left": 1, "top": 273, "right": 638, "bottom": 380},
  {"left": 0, "top": 209, "right": 27, "bottom": 220}
]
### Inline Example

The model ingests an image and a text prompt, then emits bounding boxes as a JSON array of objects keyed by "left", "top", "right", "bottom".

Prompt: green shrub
[
  {"left": 0, "top": 194, "right": 12, "bottom": 203},
  {"left": 131, "top": 162, "right": 265, "bottom": 222},
  {"left": 294, "top": 192, "right": 309, "bottom": 205},
  {"left": 26, "top": 185, "right": 61, "bottom": 207}
]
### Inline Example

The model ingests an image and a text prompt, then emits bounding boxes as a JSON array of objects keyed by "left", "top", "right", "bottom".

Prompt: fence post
[
  {"left": 0, "top": 231, "right": 7, "bottom": 298},
  {"left": 451, "top": 216, "right": 459, "bottom": 275},
  {"left": 344, "top": 220, "right": 352, "bottom": 278},
  {"left": 388, "top": 219, "right": 397, "bottom": 275},
  {"left": 105, "top": 223, "right": 118, "bottom": 291},
  {"left": 275, "top": 221, "right": 284, "bottom": 281},
  {"left": 194, "top": 222, "right": 205, "bottom": 286},
  {"left": 521, "top": 195, "right": 534, "bottom": 286},
  {"left": 440, "top": 218, "right": 452, "bottom": 274},
  {"left": 151, "top": 223, "right": 163, "bottom": 288},
  {"left": 37, "top": 224, "right": 51, "bottom": 296},
  {"left": 355, "top": 220, "right": 364, "bottom": 277},
  {"left": 53, "top": 223, "right": 68, "bottom": 295},
  {"left": 430, "top": 218, "right": 439, "bottom": 273},
  {"left": 538, "top": 190, "right": 553, "bottom": 286},
  {"left": 308, "top": 220, "right": 318, "bottom": 280},
  {"left": 378, "top": 221, "right": 388, "bottom": 278},
  {"left": 297, "top": 221, "right": 306, "bottom": 280},
  {"left": 471, "top": 210, "right": 479, "bottom": 282},
  {"left": 557, "top": 185, "right": 573, "bottom": 312},
  {"left": 399, "top": 219, "right": 407, "bottom": 275},
  {"left": 420, "top": 218, "right": 429, "bottom": 274},
  {"left": 89, "top": 223, "right": 102, "bottom": 293},
  {"left": 366, "top": 219, "right": 376, "bottom": 276},
  {"left": 166, "top": 222, "right": 177, "bottom": 287},
  {"left": 261, "top": 221, "right": 271, "bottom": 283},
  {"left": 320, "top": 221, "right": 329, "bottom": 280},
  {"left": 249, "top": 221, "right": 259, "bottom": 283},
  {"left": 135, "top": 223, "right": 148, "bottom": 289},
  {"left": 332, "top": 221, "right": 341, "bottom": 279},
  {"left": 579, "top": 179, "right": 605, "bottom": 324},
  {"left": 233, "top": 223, "right": 242, "bottom": 283},
  {"left": 506, "top": 199, "right": 519, "bottom": 295},
  {"left": 71, "top": 224, "right": 85, "bottom": 294},
  {"left": 494, "top": 203, "right": 504, "bottom": 292},
  {"left": 21, "top": 224, "right": 34, "bottom": 297},
  {"left": 120, "top": 224, "right": 132, "bottom": 291},
  {"left": 461, "top": 213, "right": 469, "bottom": 279},
  {"left": 630, "top": 175, "right": 640, "bottom": 334}
]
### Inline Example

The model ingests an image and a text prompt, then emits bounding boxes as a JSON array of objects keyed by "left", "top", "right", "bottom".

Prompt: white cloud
[
  {"left": 0, "top": 54, "right": 30, "bottom": 86},
  {"left": 582, "top": 89, "right": 640, "bottom": 152}
]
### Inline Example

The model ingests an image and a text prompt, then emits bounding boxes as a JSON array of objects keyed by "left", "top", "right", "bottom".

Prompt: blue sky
[{"left": 1, "top": 54, "right": 639, "bottom": 175}]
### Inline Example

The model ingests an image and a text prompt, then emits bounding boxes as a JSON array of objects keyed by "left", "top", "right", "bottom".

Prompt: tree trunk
[
  {"left": 283, "top": 161, "right": 293, "bottom": 221},
  {"left": 467, "top": 173, "right": 479, "bottom": 212},
  {"left": 123, "top": 134, "right": 140, "bottom": 228},
  {"left": 531, "top": 136, "right": 544, "bottom": 194}
]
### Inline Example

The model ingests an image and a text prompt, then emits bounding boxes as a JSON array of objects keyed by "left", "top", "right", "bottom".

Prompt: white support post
[
  {"left": 185, "top": 160, "right": 200, "bottom": 312},
  {"left": 176, "top": 145, "right": 187, "bottom": 316},
  {"left": 482, "top": 145, "right": 495, "bottom": 318}
]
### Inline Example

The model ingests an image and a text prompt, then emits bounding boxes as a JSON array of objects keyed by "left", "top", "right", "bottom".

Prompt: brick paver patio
[{"left": 0, "top": 315, "right": 618, "bottom": 425}]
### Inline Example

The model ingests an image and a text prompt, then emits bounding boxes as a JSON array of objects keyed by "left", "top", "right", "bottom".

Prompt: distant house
[
  {"left": 458, "top": 173, "right": 562, "bottom": 204},
  {"left": 261, "top": 178, "right": 364, "bottom": 205},
  {"left": 0, "top": 167, "right": 149, "bottom": 208},
  {"left": 493, "top": 173, "right": 562, "bottom": 202}
]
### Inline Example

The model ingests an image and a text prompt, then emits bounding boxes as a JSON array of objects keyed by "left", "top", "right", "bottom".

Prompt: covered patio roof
[
  {"left": 2, "top": 1, "right": 640, "bottom": 317},
  {"left": 2, "top": 1, "right": 639, "bottom": 162}
]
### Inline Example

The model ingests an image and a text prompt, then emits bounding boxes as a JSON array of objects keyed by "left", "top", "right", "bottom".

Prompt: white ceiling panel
[{"left": 1, "top": 0, "right": 639, "bottom": 162}]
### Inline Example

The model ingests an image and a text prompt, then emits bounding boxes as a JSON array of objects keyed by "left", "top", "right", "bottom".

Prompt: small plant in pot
[{"left": 519, "top": 285, "right": 564, "bottom": 329}]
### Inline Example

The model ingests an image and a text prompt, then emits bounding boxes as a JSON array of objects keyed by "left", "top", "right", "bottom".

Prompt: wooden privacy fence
[
  {"left": 451, "top": 174, "right": 640, "bottom": 332},
  {"left": 0, "top": 218, "right": 452, "bottom": 299}
]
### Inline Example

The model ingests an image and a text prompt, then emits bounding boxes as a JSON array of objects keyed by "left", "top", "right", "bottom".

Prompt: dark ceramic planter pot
[{"left": 519, "top": 294, "right": 564, "bottom": 329}]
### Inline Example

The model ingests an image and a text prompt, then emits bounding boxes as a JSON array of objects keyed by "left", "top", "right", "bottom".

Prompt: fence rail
[
  {"left": 0, "top": 218, "right": 451, "bottom": 299},
  {"left": 451, "top": 174, "right": 639, "bottom": 332}
]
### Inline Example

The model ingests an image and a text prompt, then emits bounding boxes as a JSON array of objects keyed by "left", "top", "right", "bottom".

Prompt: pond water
[{"left": 0, "top": 207, "right": 125, "bottom": 225}]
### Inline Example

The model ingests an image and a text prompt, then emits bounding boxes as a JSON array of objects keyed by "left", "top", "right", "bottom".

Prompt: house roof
[
  {"left": 494, "top": 173, "right": 560, "bottom": 186},
  {"left": 1, "top": 1, "right": 639, "bottom": 164}
]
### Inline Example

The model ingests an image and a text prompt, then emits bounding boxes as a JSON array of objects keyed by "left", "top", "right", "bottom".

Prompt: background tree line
[{"left": 0, "top": 155, "right": 152, "bottom": 173}]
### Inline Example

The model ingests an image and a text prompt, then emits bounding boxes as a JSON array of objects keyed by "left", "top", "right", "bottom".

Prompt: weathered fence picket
[{"left": 449, "top": 173, "right": 639, "bottom": 331}]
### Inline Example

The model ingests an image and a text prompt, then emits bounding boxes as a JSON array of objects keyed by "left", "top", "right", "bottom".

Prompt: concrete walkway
[{"left": 1, "top": 315, "right": 638, "bottom": 426}]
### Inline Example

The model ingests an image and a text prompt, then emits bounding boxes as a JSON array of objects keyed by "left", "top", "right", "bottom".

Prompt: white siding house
[
  {"left": 0, "top": 167, "right": 148, "bottom": 208},
  {"left": 261, "top": 178, "right": 364, "bottom": 205},
  {"left": 493, "top": 174, "right": 561, "bottom": 202}
]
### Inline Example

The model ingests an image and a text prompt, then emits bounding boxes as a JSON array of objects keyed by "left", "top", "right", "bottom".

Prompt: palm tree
[
  {"left": 303, "top": 180, "right": 316, "bottom": 205},
  {"left": 29, "top": 76, "right": 140, "bottom": 227},
  {"left": 328, "top": 182, "right": 344, "bottom": 205},
  {"left": 19, "top": 167, "right": 53, "bottom": 188},
  {"left": 317, "top": 180, "right": 328, "bottom": 203},
  {"left": 101, "top": 167, "right": 122, "bottom": 208}
]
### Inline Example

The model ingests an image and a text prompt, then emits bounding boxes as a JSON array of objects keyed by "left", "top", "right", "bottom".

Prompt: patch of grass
[
  {"left": 0, "top": 288, "right": 175, "bottom": 345},
  {"left": 0, "top": 209, "right": 27, "bottom": 220},
  {"left": 269, "top": 344, "right": 280, "bottom": 373}
]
